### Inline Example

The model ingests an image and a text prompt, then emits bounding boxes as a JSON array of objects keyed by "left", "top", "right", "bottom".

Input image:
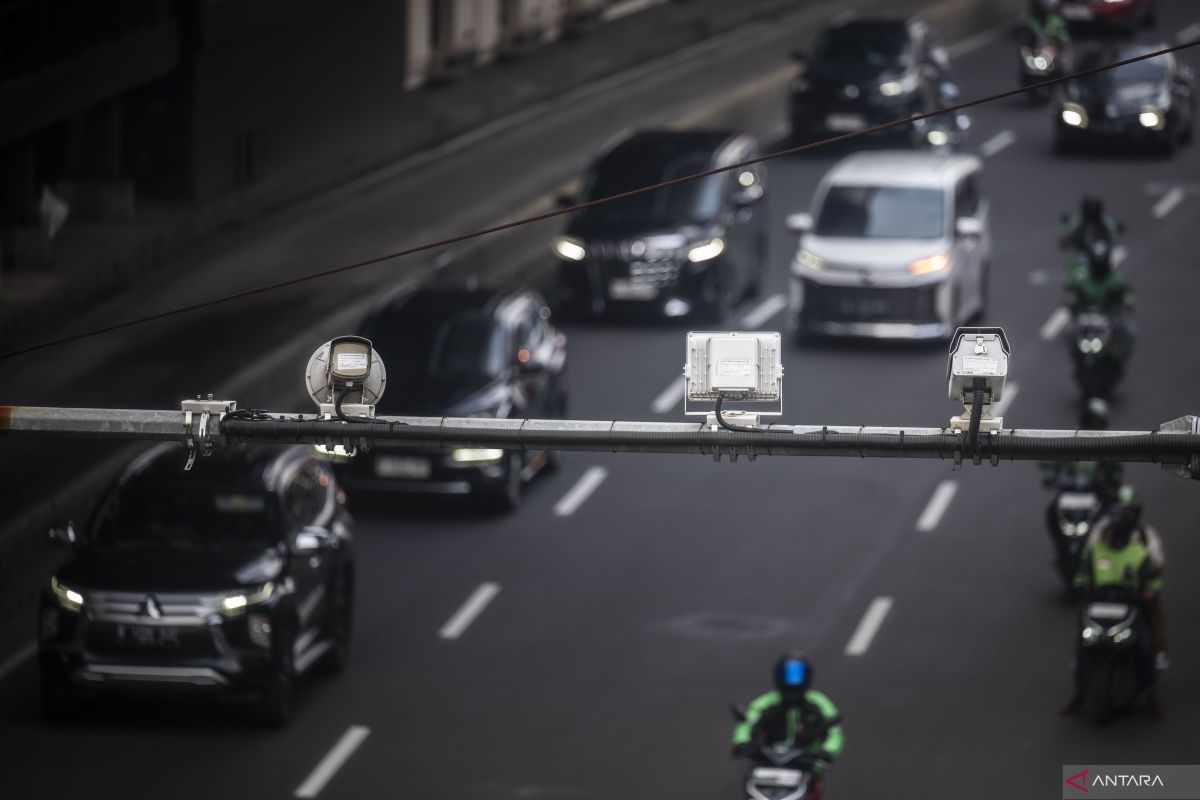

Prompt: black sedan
[
  {"left": 789, "top": 15, "right": 952, "bottom": 144},
  {"left": 1055, "top": 43, "right": 1195, "bottom": 155},
  {"left": 340, "top": 286, "right": 568, "bottom": 510},
  {"left": 39, "top": 445, "right": 355, "bottom": 725}
]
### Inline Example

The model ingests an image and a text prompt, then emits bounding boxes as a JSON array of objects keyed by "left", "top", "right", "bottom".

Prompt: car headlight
[
  {"left": 687, "top": 238, "right": 725, "bottom": 263},
  {"left": 927, "top": 130, "right": 951, "bottom": 147},
  {"left": 1061, "top": 103, "right": 1088, "bottom": 129},
  {"left": 50, "top": 576, "right": 84, "bottom": 611},
  {"left": 908, "top": 253, "right": 950, "bottom": 276},
  {"left": 554, "top": 237, "right": 586, "bottom": 262},
  {"left": 1139, "top": 107, "right": 1164, "bottom": 130},
  {"left": 793, "top": 249, "right": 823, "bottom": 271},
  {"left": 451, "top": 448, "right": 505, "bottom": 464},
  {"left": 220, "top": 581, "right": 275, "bottom": 616}
]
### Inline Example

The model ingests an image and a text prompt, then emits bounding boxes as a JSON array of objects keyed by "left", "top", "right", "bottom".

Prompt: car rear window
[{"left": 815, "top": 185, "right": 945, "bottom": 239}]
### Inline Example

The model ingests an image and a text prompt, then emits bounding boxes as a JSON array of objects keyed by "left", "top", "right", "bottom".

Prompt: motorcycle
[
  {"left": 1078, "top": 594, "right": 1146, "bottom": 724},
  {"left": 911, "top": 81, "right": 971, "bottom": 152},
  {"left": 1042, "top": 473, "right": 1104, "bottom": 594},
  {"left": 1069, "top": 309, "right": 1126, "bottom": 399},
  {"left": 1018, "top": 33, "right": 1067, "bottom": 105},
  {"left": 730, "top": 705, "right": 839, "bottom": 800}
]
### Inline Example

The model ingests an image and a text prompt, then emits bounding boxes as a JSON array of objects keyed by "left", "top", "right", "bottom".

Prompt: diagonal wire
[{"left": 2, "top": 39, "right": 1197, "bottom": 362}]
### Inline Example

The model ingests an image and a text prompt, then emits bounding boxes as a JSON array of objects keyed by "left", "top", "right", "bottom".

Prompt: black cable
[
  {"left": 334, "top": 387, "right": 372, "bottom": 424},
  {"left": 967, "top": 377, "right": 986, "bottom": 454},
  {"left": 224, "top": 408, "right": 274, "bottom": 421},
  {"left": 1, "top": 39, "right": 1196, "bottom": 363},
  {"left": 714, "top": 396, "right": 760, "bottom": 433}
]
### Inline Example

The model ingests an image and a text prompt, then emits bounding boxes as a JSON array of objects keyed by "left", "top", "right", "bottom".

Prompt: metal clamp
[{"left": 181, "top": 397, "right": 237, "bottom": 471}]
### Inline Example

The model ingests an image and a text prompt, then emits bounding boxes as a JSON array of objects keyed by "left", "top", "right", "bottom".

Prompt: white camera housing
[
  {"left": 947, "top": 326, "right": 1009, "bottom": 431},
  {"left": 683, "top": 331, "right": 784, "bottom": 418},
  {"left": 305, "top": 336, "right": 387, "bottom": 418}
]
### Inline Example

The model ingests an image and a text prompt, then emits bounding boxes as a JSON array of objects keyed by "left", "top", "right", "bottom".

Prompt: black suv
[
  {"left": 790, "top": 15, "right": 951, "bottom": 143},
  {"left": 339, "top": 286, "right": 568, "bottom": 510},
  {"left": 554, "top": 130, "right": 767, "bottom": 320},
  {"left": 39, "top": 444, "right": 355, "bottom": 725}
]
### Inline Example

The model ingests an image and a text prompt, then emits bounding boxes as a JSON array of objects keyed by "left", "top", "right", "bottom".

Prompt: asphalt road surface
[{"left": 3, "top": 2, "right": 1200, "bottom": 798}]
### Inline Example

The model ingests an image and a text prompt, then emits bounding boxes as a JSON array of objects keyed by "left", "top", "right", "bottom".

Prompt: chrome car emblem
[
  {"left": 843, "top": 85, "right": 860, "bottom": 99},
  {"left": 141, "top": 595, "right": 162, "bottom": 619}
]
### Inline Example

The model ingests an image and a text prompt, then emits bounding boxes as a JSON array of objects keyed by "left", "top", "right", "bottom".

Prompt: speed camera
[
  {"left": 947, "top": 327, "right": 1009, "bottom": 431},
  {"left": 683, "top": 331, "right": 784, "bottom": 418},
  {"left": 305, "top": 336, "right": 387, "bottom": 419}
]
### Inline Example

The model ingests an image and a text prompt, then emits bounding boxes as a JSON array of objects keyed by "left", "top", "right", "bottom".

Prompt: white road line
[
  {"left": 916, "top": 481, "right": 959, "bottom": 533},
  {"left": 294, "top": 726, "right": 371, "bottom": 798},
  {"left": 1039, "top": 307, "right": 1071, "bottom": 341},
  {"left": 603, "top": 0, "right": 668, "bottom": 22},
  {"left": 844, "top": 597, "right": 894, "bottom": 657},
  {"left": 1177, "top": 22, "right": 1200, "bottom": 44},
  {"left": 0, "top": 641, "right": 36, "bottom": 683},
  {"left": 979, "top": 129, "right": 1017, "bottom": 158},
  {"left": 554, "top": 466, "right": 609, "bottom": 517},
  {"left": 992, "top": 381, "right": 1020, "bottom": 418},
  {"left": 651, "top": 376, "right": 686, "bottom": 414},
  {"left": 439, "top": 583, "right": 501, "bottom": 640},
  {"left": 1153, "top": 187, "right": 1185, "bottom": 219},
  {"left": 740, "top": 294, "right": 788, "bottom": 328},
  {"left": 948, "top": 25, "right": 1009, "bottom": 58}
]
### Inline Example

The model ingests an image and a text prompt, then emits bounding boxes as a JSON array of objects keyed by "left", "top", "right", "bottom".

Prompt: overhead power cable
[{"left": 1, "top": 38, "right": 1196, "bottom": 362}]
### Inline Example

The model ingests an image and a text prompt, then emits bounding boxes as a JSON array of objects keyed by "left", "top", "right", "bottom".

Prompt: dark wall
[{"left": 188, "top": 0, "right": 408, "bottom": 200}]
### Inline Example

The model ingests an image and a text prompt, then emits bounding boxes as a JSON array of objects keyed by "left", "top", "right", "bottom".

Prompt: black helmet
[
  {"left": 1107, "top": 486, "right": 1143, "bottom": 547},
  {"left": 773, "top": 652, "right": 812, "bottom": 704},
  {"left": 1081, "top": 195, "right": 1105, "bottom": 223},
  {"left": 1080, "top": 397, "right": 1110, "bottom": 430}
]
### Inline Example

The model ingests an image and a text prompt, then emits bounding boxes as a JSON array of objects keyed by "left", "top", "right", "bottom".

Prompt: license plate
[
  {"left": 826, "top": 113, "right": 866, "bottom": 132},
  {"left": 117, "top": 625, "right": 180, "bottom": 647},
  {"left": 1058, "top": 492, "right": 1099, "bottom": 512},
  {"left": 751, "top": 767, "right": 803, "bottom": 788},
  {"left": 1087, "top": 602, "right": 1130, "bottom": 621},
  {"left": 839, "top": 297, "right": 890, "bottom": 318},
  {"left": 375, "top": 455, "right": 432, "bottom": 479},
  {"left": 1062, "top": 4, "right": 1093, "bottom": 20},
  {"left": 609, "top": 279, "right": 658, "bottom": 301}
]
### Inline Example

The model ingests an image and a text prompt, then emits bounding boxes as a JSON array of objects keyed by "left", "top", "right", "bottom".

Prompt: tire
[
  {"left": 1086, "top": 659, "right": 1113, "bottom": 726},
  {"left": 254, "top": 626, "right": 296, "bottom": 726},
  {"left": 1160, "top": 126, "right": 1178, "bottom": 157},
  {"left": 744, "top": 233, "right": 768, "bottom": 300},
  {"left": 484, "top": 452, "right": 523, "bottom": 512},
  {"left": 320, "top": 573, "right": 354, "bottom": 676}
]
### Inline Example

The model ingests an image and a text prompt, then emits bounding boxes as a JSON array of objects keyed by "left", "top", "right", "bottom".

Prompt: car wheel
[
  {"left": 1161, "top": 125, "right": 1178, "bottom": 157},
  {"left": 40, "top": 670, "right": 76, "bottom": 721},
  {"left": 744, "top": 233, "right": 768, "bottom": 299},
  {"left": 254, "top": 625, "right": 295, "bottom": 726},
  {"left": 1144, "top": 0, "right": 1157, "bottom": 26},
  {"left": 320, "top": 572, "right": 354, "bottom": 676},
  {"left": 1053, "top": 133, "right": 1070, "bottom": 155},
  {"left": 485, "top": 452, "right": 523, "bottom": 512}
]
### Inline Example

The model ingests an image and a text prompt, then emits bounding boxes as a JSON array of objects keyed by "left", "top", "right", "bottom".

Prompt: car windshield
[
  {"left": 368, "top": 310, "right": 505, "bottom": 381},
  {"left": 815, "top": 25, "right": 911, "bottom": 68},
  {"left": 1075, "top": 51, "right": 1167, "bottom": 86},
  {"left": 815, "top": 185, "right": 945, "bottom": 239},
  {"left": 95, "top": 489, "right": 279, "bottom": 550},
  {"left": 578, "top": 151, "right": 723, "bottom": 227}
]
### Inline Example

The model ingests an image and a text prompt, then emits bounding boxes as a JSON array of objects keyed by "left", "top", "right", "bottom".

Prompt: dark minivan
[
  {"left": 39, "top": 444, "right": 355, "bottom": 725},
  {"left": 554, "top": 130, "right": 767, "bottom": 320},
  {"left": 339, "top": 286, "right": 568, "bottom": 510}
]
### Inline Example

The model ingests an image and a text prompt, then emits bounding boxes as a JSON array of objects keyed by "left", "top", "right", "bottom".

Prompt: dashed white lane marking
[
  {"left": 651, "top": 376, "right": 686, "bottom": 414},
  {"left": 740, "top": 294, "right": 788, "bottom": 328},
  {"left": 979, "top": 129, "right": 1017, "bottom": 158},
  {"left": 1177, "top": 22, "right": 1200, "bottom": 44},
  {"left": 294, "top": 726, "right": 371, "bottom": 798},
  {"left": 992, "top": 381, "right": 1020, "bottom": 418},
  {"left": 554, "top": 466, "right": 610, "bottom": 517},
  {"left": 0, "top": 641, "right": 35, "bottom": 684},
  {"left": 1153, "top": 187, "right": 1185, "bottom": 220},
  {"left": 845, "top": 597, "right": 894, "bottom": 657},
  {"left": 916, "top": 481, "right": 959, "bottom": 533},
  {"left": 1029, "top": 270, "right": 1050, "bottom": 286},
  {"left": 1040, "top": 307, "right": 1071, "bottom": 341},
  {"left": 439, "top": 583, "right": 501, "bottom": 640}
]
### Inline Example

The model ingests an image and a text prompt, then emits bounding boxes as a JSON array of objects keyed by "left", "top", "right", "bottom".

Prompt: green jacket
[
  {"left": 1064, "top": 258, "right": 1133, "bottom": 313},
  {"left": 1026, "top": 14, "right": 1070, "bottom": 42},
  {"left": 732, "top": 689, "right": 845, "bottom": 758},
  {"left": 1075, "top": 535, "right": 1163, "bottom": 596}
]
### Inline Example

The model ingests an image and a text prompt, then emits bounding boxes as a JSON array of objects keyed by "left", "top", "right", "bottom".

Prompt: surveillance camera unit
[
  {"left": 684, "top": 331, "right": 784, "bottom": 428},
  {"left": 947, "top": 327, "right": 1009, "bottom": 435},
  {"left": 305, "top": 336, "right": 387, "bottom": 421}
]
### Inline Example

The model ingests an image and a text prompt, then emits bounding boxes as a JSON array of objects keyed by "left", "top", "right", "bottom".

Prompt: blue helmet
[{"left": 773, "top": 652, "right": 812, "bottom": 701}]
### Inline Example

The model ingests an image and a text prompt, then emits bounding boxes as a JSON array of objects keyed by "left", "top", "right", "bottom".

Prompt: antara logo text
[{"left": 1066, "top": 769, "right": 1166, "bottom": 792}]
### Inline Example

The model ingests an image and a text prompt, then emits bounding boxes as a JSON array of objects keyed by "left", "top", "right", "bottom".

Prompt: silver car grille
[
  {"left": 87, "top": 590, "right": 222, "bottom": 626},
  {"left": 591, "top": 241, "right": 684, "bottom": 287}
]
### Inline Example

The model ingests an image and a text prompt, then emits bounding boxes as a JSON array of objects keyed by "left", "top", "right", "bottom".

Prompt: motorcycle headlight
[
  {"left": 220, "top": 581, "right": 275, "bottom": 616},
  {"left": 687, "top": 238, "right": 725, "bottom": 263},
  {"left": 1061, "top": 103, "right": 1088, "bottom": 128},
  {"left": 554, "top": 237, "right": 587, "bottom": 262},
  {"left": 451, "top": 448, "right": 505, "bottom": 464},
  {"left": 1081, "top": 622, "right": 1104, "bottom": 645},
  {"left": 50, "top": 576, "right": 84, "bottom": 612}
]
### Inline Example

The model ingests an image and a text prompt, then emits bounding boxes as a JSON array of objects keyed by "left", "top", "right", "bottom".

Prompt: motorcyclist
[
  {"left": 1040, "top": 399, "right": 1123, "bottom": 501},
  {"left": 1024, "top": 0, "right": 1070, "bottom": 47},
  {"left": 733, "top": 653, "right": 844, "bottom": 787},
  {"left": 1060, "top": 195, "right": 1122, "bottom": 256},
  {"left": 1064, "top": 487, "right": 1165, "bottom": 717}
]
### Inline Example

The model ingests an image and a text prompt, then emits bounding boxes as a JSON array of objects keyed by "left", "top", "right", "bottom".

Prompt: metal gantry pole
[{"left": 2, "top": 404, "right": 1199, "bottom": 479}]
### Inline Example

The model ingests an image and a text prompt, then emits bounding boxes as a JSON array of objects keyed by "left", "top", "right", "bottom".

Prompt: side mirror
[
  {"left": 956, "top": 217, "right": 984, "bottom": 238},
  {"left": 49, "top": 522, "right": 77, "bottom": 548},
  {"left": 556, "top": 194, "right": 577, "bottom": 209},
  {"left": 295, "top": 526, "right": 331, "bottom": 553},
  {"left": 785, "top": 212, "right": 813, "bottom": 233},
  {"left": 730, "top": 703, "right": 748, "bottom": 722}
]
